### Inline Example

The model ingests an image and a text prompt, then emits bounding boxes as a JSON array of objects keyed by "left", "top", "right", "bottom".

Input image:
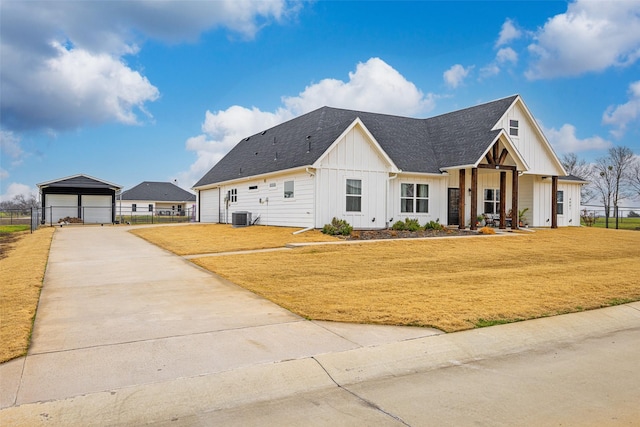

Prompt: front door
[{"left": 448, "top": 188, "right": 460, "bottom": 226}]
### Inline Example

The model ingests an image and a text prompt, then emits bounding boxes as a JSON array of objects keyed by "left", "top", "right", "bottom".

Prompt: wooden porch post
[
  {"left": 499, "top": 171, "right": 506, "bottom": 229},
  {"left": 458, "top": 169, "right": 466, "bottom": 229},
  {"left": 551, "top": 175, "right": 558, "bottom": 228},
  {"left": 470, "top": 168, "right": 478, "bottom": 230},
  {"left": 511, "top": 170, "right": 518, "bottom": 229}
]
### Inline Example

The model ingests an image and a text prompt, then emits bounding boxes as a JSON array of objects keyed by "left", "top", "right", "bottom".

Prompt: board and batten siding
[
  {"left": 495, "top": 102, "right": 563, "bottom": 176},
  {"left": 314, "top": 125, "right": 392, "bottom": 229},
  {"left": 389, "top": 174, "right": 447, "bottom": 226},
  {"left": 199, "top": 188, "right": 220, "bottom": 223}
]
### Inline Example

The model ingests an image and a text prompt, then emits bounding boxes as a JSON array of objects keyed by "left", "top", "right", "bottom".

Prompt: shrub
[
  {"left": 628, "top": 210, "right": 639, "bottom": 218},
  {"left": 424, "top": 220, "right": 444, "bottom": 231},
  {"left": 321, "top": 217, "right": 353, "bottom": 236},
  {"left": 479, "top": 226, "right": 496, "bottom": 235},
  {"left": 392, "top": 218, "right": 421, "bottom": 231},
  {"left": 391, "top": 220, "right": 407, "bottom": 231}
]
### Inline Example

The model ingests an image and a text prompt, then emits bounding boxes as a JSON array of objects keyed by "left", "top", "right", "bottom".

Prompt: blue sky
[{"left": 1, "top": 0, "right": 639, "bottom": 201}]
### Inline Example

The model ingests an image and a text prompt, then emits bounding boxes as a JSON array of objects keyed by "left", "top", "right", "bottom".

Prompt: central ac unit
[{"left": 232, "top": 211, "right": 251, "bottom": 227}]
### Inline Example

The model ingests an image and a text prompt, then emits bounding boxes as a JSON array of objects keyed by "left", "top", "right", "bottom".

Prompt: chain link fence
[{"left": 1, "top": 206, "right": 197, "bottom": 231}]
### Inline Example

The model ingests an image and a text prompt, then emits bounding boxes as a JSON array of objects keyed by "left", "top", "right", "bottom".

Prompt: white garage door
[
  {"left": 199, "top": 188, "right": 220, "bottom": 223},
  {"left": 46, "top": 194, "right": 78, "bottom": 223},
  {"left": 81, "top": 195, "right": 112, "bottom": 224}
]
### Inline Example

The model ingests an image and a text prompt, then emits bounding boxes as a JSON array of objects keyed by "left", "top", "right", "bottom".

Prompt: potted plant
[
  {"left": 477, "top": 215, "right": 485, "bottom": 227},
  {"left": 518, "top": 208, "right": 529, "bottom": 227}
]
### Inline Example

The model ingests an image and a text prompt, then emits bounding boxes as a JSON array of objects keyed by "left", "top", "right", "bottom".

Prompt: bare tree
[
  {"left": 609, "top": 146, "right": 635, "bottom": 229},
  {"left": 0, "top": 193, "right": 37, "bottom": 211},
  {"left": 630, "top": 157, "right": 640, "bottom": 197},
  {"left": 561, "top": 153, "right": 595, "bottom": 203},
  {"left": 592, "top": 157, "right": 615, "bottom": 228}
]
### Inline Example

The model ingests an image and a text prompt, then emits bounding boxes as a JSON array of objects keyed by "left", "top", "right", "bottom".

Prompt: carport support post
[
  {"left": 499, "top": 171, "right": 506, "bottom": 229},
  {"left": 470, "top": 168, "right": 478, "bottom": 230},
  {"left": 458, "top": 169, "right": 466, "bottom": 229},
  {"left": 551, "top": 175, "right": 558, "bottom": 228}
]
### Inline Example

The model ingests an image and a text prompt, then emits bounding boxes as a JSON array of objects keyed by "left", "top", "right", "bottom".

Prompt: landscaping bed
[{"left": 347, "top": 228, "right": 476, "bottom": 240}]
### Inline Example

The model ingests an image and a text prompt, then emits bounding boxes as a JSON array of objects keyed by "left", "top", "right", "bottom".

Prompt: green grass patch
[
  {"left": 582, "top": 217, "right": 640, "bottom": 230},
  {"left": 475, "top": 318, "right": 524, "bottom": 328},
  {"left": 0, "top": 225, "right": 30, "bottom": 233}
]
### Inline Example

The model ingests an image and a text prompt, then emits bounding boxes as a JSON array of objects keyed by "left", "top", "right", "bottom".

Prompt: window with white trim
[
  {"left": 230, "top": 188, "right": 237, "bottom": 202},
  {"left": 484, "top": 189, "right": 500, "bottom": 214},
  {"left": 284, "top": 180, "right": 294, "bottom": 199},
  {"left": 557, "top": 190, "right": 564, "bottom": 215},
  {"left": 346, "top": 179, "right": 362, "bottom": 212},
  {"left": 148, "top": 204, "right": 153, "bottom": 212},
  {"left": 509, "top": 119, "right": 519, "bottom": 136},
  {"left": 401, "top": 183, "right": 429, "bottom": 213},
  {"left": 132, "top": 203, "right": 137, "bottom": 212}
]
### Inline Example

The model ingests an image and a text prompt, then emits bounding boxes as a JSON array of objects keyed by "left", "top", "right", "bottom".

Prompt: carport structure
[{"left": 38, "top": 174, "right": 122, "bottom": 224}]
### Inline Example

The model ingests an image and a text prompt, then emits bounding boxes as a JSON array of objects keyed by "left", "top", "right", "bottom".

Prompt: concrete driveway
[{"left": 1, "top": 225, "right": 639, "bottom": 425}]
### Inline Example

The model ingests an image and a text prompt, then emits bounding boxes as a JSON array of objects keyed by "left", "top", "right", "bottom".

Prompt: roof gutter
[{"left": 193, "top": 165, "right": 312, "bottom": 191}]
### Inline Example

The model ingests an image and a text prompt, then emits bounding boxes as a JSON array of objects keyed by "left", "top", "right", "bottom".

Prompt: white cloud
[
  {"left": 0, "top": 183, "right": 37, "bottom": 203},
  {"left": 0, "top": 0, "right": 297, "bottom": 131},
  {"left": 0, "top": 130, "right": 23, "bottom": 159},
  {"left": 479, "top": 64, "right": 501, "bottom": 79},
  {"left": 526, "top": 0, "right": 640, "bottom": 79},
  {"left": 496, "top": 19, "right": 522, "bottom": 47},
  {"left": 180, "top": 58, "right": 437, "bottom": 187},
  {"left": 496, "top": 47, "right": 518, "bottom": 64},
  {"left": 284, "top": 58, "right": 434, "bottom": 116},
  {"left": 0, "top": 168, "right": 8, "bottom": 180},
  {"left": 443, "top": 64, "right": 473, "bottom": 89},
  {"left": 541, "top": 123, "right": 612, "bottom": 154},
  {"left": 602, "top": 80, "right": 640, "bottom": 138}
]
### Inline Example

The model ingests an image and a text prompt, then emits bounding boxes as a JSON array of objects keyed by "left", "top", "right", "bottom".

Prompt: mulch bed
[{"left": 346, "top": 228, "right": 477, "bottom": 240}]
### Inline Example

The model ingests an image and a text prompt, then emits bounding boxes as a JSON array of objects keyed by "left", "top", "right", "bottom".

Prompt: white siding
[
  {"left": 518, "top": 175, "right": 535, "bottom": 226},
  {"left": 389, "top": 175, "right": 447, "bottom": 226},
  {"left": 495, "top": 102, "right": 563, "bottom": 176},
  {"left": 217, "top": 171, "right": 314, "bottom": 228},
  {"left": 81, "top": 195, "right": 112, "bottom": 223},
  {"left": 199, "top": 188, "right": 220, "bottom": 223},
  {"left": 46, "top": 194, "right": 78, "bottom": 222},
  {"left": 315, "top": 126, "right": 391, "bottom": 229},
  {"left": 558, "top": 182, "right": 581, "bottom": 226}
]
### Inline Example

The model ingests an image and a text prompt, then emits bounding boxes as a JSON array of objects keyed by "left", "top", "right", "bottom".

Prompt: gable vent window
[{"left": 509, "top": 120, "right": 519, "bottom": 137}]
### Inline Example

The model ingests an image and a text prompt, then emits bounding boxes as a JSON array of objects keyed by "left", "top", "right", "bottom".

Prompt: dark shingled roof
[
  {"left": 194, "top": 95, "right": 519, "bottom": 187},
  {"left": 38, "top": 174, "right": 121, "bottom": 190},
  {"left": 121, "top": 182, "right": 196, "bottom": 202}
]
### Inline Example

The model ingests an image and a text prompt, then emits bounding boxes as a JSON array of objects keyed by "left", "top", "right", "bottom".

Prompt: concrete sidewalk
[{"left": 1, "top": 226, "right": 639, "bottom": 426}]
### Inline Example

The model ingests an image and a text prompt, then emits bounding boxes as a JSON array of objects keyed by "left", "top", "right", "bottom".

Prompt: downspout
[
  {"left": 306, "top": 167, "right": 316, "bottom": 229},
  {"left": 387, "top": 173, "right": 398, "bottom": 228}
]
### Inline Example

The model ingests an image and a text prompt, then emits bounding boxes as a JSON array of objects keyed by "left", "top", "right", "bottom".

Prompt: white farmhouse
[{"left": 193, "top": 95, "right": 585, "bottom": 230}]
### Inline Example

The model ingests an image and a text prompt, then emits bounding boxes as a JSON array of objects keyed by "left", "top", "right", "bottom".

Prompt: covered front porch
[{"left": 445, "top": 138, "right": 560, "bottom": 230}]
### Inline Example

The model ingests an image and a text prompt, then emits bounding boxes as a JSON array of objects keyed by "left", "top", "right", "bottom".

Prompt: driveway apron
[{"left": 8, "top": 226, "right": 439, "bottom": 405}]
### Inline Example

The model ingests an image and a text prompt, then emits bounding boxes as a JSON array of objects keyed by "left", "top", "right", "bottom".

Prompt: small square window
[
  {"left": 284, "top": 181, "right": 294, "bottom": 198},
  {"left": 249, "top": 185, "right": 258, "bottom": 191}
]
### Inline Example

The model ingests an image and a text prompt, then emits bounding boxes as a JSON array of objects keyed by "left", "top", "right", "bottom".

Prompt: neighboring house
[
  {"left": 38, "top": 174, "right": 122, "bottom": 224},
  {"left": 119, "top": 181, "right": 196, "bottom": 217},
  {"left": 193, "top": 95, "right": 584, "bottom": 229}
]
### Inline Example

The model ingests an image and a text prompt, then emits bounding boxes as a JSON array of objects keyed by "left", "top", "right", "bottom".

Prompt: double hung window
[
  {"left": 484, "top": 189, "right": 500, "bottom": 214},
  {"left": 401, "top": 183, "right": 429, "bottom": 213},
  {"left": 346, "top": 179, "right": 362, "bottom": 212},
  {"left": 557, "top": 191, "right": 564, "bottom": 215}
]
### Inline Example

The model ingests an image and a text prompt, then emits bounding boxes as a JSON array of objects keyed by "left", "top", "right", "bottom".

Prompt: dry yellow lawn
[
  {"left": 0, "top": 227, "right": 55, "bottom": 363},
  {"left": 131, "top": 223, "right": 339, "bottom": 255},
  {"left": 181, "top": 227, "right": 640, "bottom": 332}
]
